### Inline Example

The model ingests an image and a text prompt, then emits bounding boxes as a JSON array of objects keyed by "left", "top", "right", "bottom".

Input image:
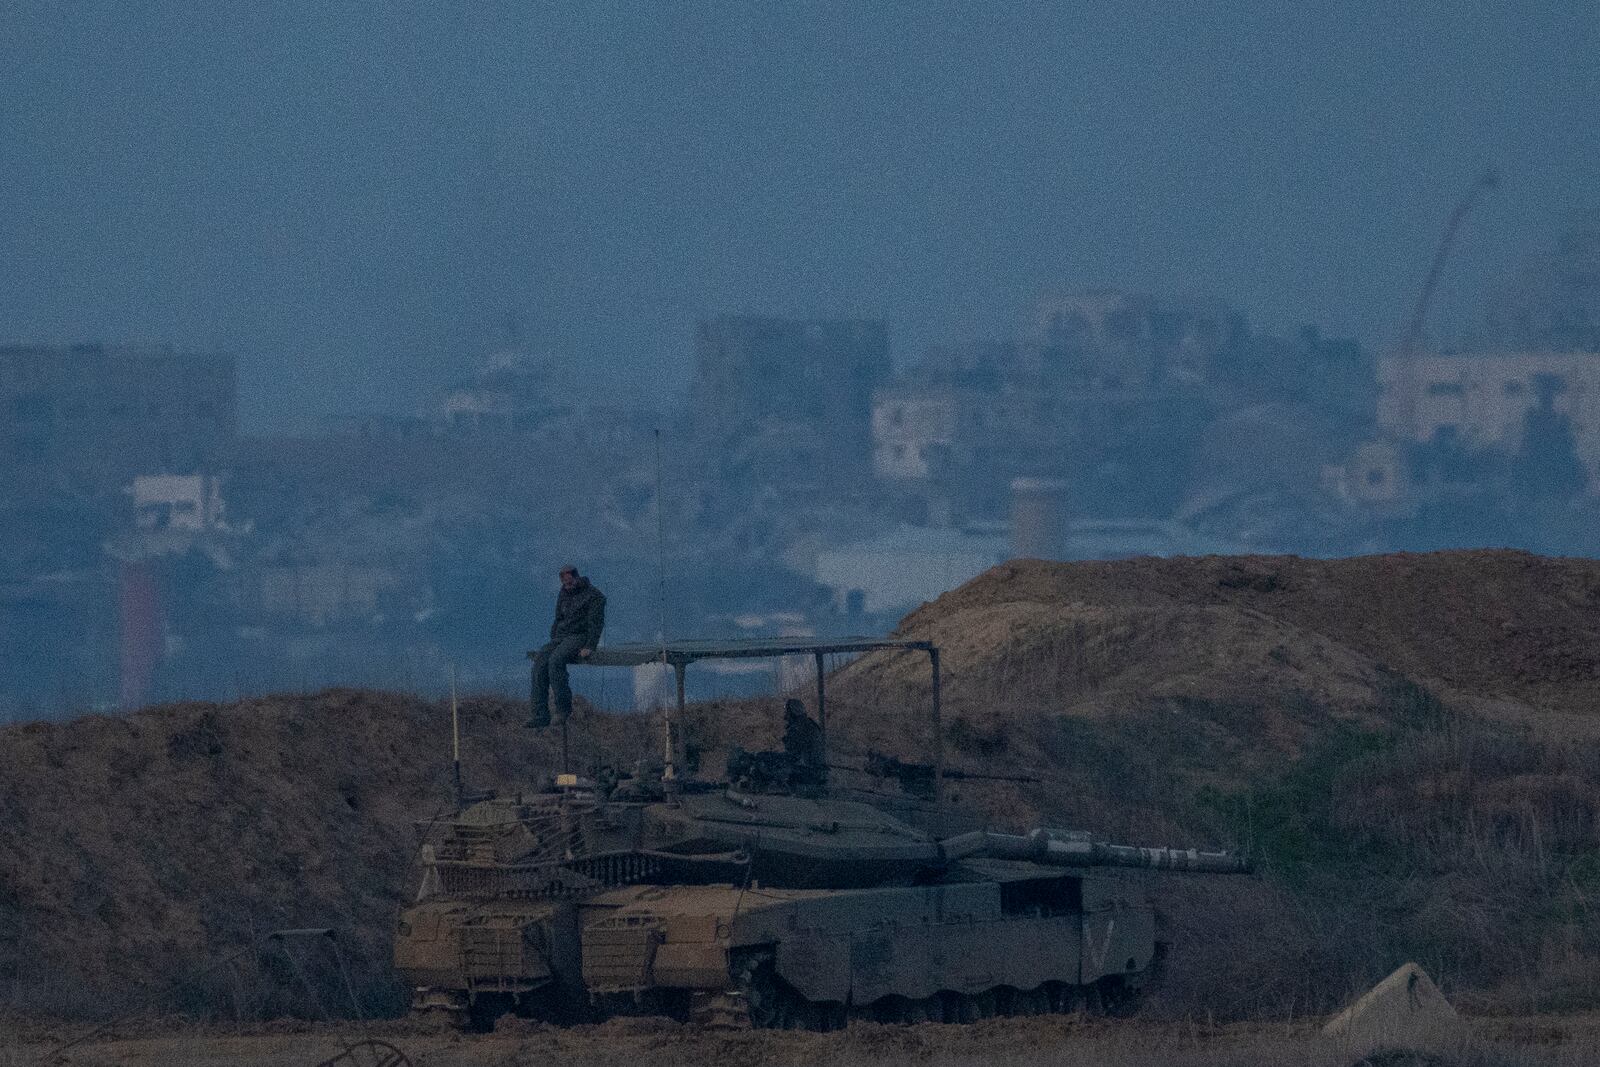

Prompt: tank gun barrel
[{"left": 939, "top": 828, "right": 1250, "bottom": 874}]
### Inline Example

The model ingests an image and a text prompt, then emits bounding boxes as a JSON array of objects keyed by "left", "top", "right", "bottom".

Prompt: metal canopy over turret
[
  {"left": 574, "top": 637, "right": 934, "bottom": 667},
  {"left": 531, "top": 635, "right": 945, "bottom": 800}
]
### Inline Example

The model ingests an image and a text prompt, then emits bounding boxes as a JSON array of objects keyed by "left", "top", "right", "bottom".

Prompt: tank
[{"left": 394, "top": 638, "right": 1249, "bottom": 1029}]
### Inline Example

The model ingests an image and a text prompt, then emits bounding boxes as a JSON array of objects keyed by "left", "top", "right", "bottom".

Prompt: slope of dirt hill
[
  {"left": 0, "top": 689, "right": 651, "bottom": 1018},
  {"left": 826, "top": 550, "right": 1600, "bottom": 784},
  {"left": 867, "top": 550, "right": 1600, "bottom": 717},
  {"left": 5, "top": 549, "right": 1600, "bottom": 1025}
]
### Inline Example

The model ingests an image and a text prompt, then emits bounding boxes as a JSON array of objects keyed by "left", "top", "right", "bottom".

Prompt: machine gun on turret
[{"left": 842, "top": 749, "right": 1040, "bottom": 799}]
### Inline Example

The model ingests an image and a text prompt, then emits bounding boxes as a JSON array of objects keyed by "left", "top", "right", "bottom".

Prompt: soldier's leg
[
  {"left": 526, "top": 642, "right": 557, "bottom": 728},
  {"left": 548, "top": 636, "right": 586, "bottom": 723}
]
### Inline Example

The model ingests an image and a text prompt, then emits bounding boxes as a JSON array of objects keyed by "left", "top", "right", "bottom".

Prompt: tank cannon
[
  {"left": 395, "top": 637, "right": 1248, "bottom": 1030},
  {"left": 939, "top": 827, "right": 1250, "bottom": 874}
]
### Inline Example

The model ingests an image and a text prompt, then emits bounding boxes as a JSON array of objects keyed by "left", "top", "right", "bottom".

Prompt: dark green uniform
[
  {"left": 529, "top": 577, "right": 605, "bottom": 727},
  {"left": 783, "top": 698, "right": 826, "bottom": 786}
]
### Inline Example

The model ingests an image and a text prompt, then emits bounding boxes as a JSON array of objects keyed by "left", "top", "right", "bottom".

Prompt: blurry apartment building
[{"left": 0, "top": 343, "right": 236, "bottom": 494}]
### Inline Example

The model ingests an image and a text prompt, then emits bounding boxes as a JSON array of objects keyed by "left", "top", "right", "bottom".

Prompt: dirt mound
[
  {"left": 6, "top": 549, "right": 1600, "bottom": 1022},
  {"left": 826, "top": 551, "right": 1600, "bottom": 784},
  {"left": 892, "top": 550, "right": 1600, "bottom": 716}
]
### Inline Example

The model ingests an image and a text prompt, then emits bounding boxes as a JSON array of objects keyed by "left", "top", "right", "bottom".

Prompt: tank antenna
[
  {"left": 653, "top": 427, "right": 670, "bottom": 645},
  {"left": 449, "top": 664, "right": 463, "bottom": 809},
  {"left": 653, "top": 427, "right": 677, "bottom": 787}
]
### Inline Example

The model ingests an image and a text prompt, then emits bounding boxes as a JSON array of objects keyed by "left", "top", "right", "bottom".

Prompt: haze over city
[
  {"left": 5, "top": 2, "right": 1600, "bottom": 717},
  {"left": 6, "top": 2, "right": 1597, "bottom": 429}
]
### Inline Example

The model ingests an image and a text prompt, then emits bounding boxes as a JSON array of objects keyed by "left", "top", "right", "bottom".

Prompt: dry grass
[{"left": 5, "top": 1015, "right": 1600, "bottom": 1067}]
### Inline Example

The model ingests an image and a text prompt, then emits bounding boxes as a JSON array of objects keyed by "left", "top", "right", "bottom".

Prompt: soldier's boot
[{"left": 526, "top": 703, "right": 551, "bottom": 729}]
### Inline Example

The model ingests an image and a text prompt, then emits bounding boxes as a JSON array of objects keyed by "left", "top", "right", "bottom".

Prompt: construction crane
[{"left": 1400, "top": 167, "right": 1500, "bottom": 354}]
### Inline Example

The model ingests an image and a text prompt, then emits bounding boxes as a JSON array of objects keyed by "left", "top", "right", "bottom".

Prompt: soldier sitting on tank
[{"left": 527, "top": 565, "right": 605, "bottom": 729}]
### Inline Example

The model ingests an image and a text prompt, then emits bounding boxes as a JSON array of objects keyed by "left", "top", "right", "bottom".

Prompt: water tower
[{"left": 1010, "top": 476, "right": 1072, "bottom": 559}]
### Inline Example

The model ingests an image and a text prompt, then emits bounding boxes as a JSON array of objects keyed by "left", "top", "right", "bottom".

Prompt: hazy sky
[{"left": 4, "top": 2, "right": 1597, "bottom": 430}]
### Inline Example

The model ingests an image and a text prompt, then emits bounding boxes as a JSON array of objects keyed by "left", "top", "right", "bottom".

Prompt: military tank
[{"left": 394, "top": 638, "right": 1248, "bottom": 1030}]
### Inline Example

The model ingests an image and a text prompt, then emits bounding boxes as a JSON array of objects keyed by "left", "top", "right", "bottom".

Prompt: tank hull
[{"left": 395, "top": 871, "right": 1156, "bottom": 1029}]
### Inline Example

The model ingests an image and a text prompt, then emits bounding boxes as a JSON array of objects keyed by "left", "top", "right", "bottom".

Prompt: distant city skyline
[{"left": 5, "top": 2, "right": 1597, "bottom": 431}]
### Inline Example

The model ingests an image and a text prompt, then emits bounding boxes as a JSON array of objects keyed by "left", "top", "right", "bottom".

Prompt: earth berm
[{"left": 4, "top": 549, "right": 1600, "bottom": 1023}]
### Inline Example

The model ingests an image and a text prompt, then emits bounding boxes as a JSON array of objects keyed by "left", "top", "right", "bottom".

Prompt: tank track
[
  {"left": 693, "top": 948, "right": 1143, "bottom": 1030},
  {"left": 422, "top": 950, "right": 1144, "bottom": 1031}
]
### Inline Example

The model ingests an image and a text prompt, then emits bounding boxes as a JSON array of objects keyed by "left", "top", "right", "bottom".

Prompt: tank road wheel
[
  {"left": 690, "top": 990, "right": 752, "bottom": 1029},
  {"left": 1096, "top": 975, "right": 1143, "bottom": 1018},
  {"left": 869, "top": 994, "right": 938, "bottom": 1025},
  {"left": 788, "top": 998, "right": 828, "bottom": 1031},
  {"left": 704, "top": 949, "right": 815, "bottom": 1030},
  {"left": 1013, "top": 986, "right": 1051, "bottom": 1017},
  {"left": 410, "top": 988, "right": 469, "bottom": 1030},
  {"left": 942, "top": 993, "right": 968, "bottom": 1024},
  {"left": 1043, "top": 981, "right": 1072, "bottom": 1014},
  {"left": 731, "top": 951, "right": 790, "bottom": 1028},
  {"left": 813, "top": 1001, "right": 847, "bottom": 1031},
  {"left": 871, "top": 995, "right": 908, "bottom": 1023},
  {"left": 467, "top": 992, "right": 516, "bottom": 1032}
]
